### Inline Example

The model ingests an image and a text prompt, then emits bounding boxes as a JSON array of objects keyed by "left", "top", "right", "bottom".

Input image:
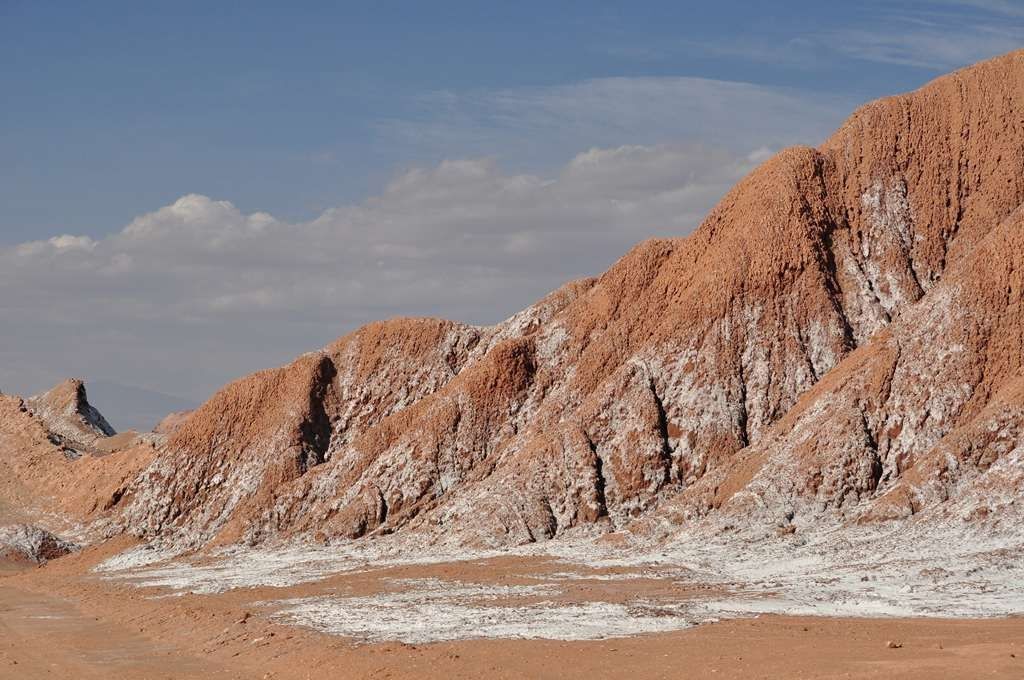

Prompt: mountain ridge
[
  {"left": 5, "top": 50, "right": 1024, "bottom": 555},
  {"left": 108, "top": 48, "right": 1024, "bottom": 550}
]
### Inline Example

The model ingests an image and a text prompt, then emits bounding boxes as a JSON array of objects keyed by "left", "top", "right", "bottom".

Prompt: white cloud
[
  {"left": 15, "top": 234, "right": 97, "bottom": 257},
  {"left": 119, "top": 194, "right": 279, "bottom": 249},
  {"left": 0, "top": 144, "right": 770, "bottom": 403},
  {"left": 0, "top": 69, "right": 848, "bottom": 411}
]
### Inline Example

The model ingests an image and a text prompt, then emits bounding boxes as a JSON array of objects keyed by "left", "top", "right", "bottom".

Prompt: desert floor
[{"left": 1, "top": 540, "right": 1022, "bottom": 680}]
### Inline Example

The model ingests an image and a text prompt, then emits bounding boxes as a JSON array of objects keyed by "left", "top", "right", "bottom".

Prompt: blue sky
[
  {"left": 1, "top": 2, "right": 1021, "bottom": 427},
  {"left": 4, "top": 1, "right": 1022, "bottom": 243}
]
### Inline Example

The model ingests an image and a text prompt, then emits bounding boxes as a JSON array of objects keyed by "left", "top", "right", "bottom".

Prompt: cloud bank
[
  {"left": 2, "top": 67, "right": 854, "bottom": 424},
  {"left": 1, "top": 144, "right": 770, "bottom": 407}
]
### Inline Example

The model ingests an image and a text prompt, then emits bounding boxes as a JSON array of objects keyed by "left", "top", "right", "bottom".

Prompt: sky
[{"left": 2, "top": 1, "right": 1022, "bottom": 429}]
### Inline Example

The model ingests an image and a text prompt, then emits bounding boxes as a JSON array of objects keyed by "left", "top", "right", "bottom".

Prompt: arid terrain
[
  {"left": 2, "top": 545, "right": 1022, "bottom": 680},
  {"left": 3, "top": 50, "right": 1024, "bottom": 679}
]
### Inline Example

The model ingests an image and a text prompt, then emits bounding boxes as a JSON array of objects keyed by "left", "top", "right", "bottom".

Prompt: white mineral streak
[{"left": 858, "top": 178, "right": 920, "bottom": 316}]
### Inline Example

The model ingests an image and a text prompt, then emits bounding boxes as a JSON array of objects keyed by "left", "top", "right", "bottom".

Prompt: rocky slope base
[{"left": 7, "top": 51, "right": 1024, "bottom": 555}]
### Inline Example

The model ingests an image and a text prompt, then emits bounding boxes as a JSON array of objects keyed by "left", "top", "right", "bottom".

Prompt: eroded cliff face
[
  {"left": 92, "top": 49, "right": 1024, "bottom": 550},
  {"left": 27, "top": 379, "right": 116, "bottom": 454},
  {"left": 667, "top": 205, "right": 1024, "bottom": 526}
]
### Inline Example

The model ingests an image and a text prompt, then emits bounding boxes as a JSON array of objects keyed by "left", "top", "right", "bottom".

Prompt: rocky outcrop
[
  {"left": 88, "top": 49, "right": 1024, "bottom": 550},
  {"left": 27, "top": 379, "right": 116, "bottom": 456},
  {"left": 0, "top": 392, "right": 155, "bottom": 526},
  {"left": 0, "top": 524, "right": 76, "bottom": 565}
]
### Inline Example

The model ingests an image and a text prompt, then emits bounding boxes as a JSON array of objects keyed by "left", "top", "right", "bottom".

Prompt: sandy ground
[{"left": 1, "top": 542, "right": 1022, "bottom": 680}]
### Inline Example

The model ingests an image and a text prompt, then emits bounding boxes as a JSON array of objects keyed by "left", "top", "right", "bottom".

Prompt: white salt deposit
[
  {"left": 96, "top": 510, "right": 1024, "bottom": 642},
  {"left": 271, "top": 578, "right": 699, "bottom": 643}
]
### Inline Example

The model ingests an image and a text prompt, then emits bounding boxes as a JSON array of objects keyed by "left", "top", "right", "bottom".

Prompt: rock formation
[
  {"left": 0, "top": 524, "right": 76, "bottom": 565},
  {"left": 0, "top": 384, "right": 155, "bottom": 526},
  {"left": 27, "top": 379, "right": 116, "bottom": 455},
  {"left": 8, "top": 51, "right": 1024, "bottom": 553}
]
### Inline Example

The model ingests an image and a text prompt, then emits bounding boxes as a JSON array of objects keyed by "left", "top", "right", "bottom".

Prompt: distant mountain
[{"left": 84, "top": 381, "right": 196, "bottom": 433}]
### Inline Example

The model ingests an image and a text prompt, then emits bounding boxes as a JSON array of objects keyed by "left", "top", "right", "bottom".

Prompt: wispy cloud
[
  {"left": 934, "top": 0, "right": 1024, "bottom": 18},
  {"left": 379, "top": 76, "right": 848, "bottom": 167},
  {"left": 602, "top": 2, "right": 1024, "bottom": 73},
  {"left": 827, "top": 15, "right": 1024, "bottom": 69}
]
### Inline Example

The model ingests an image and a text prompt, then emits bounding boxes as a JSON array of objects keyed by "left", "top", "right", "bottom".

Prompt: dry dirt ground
[{"left": 1, "top": 543, "right": 1022, "bottom": 680}]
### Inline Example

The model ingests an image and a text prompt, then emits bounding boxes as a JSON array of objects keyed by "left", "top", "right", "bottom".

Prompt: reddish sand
[{"left": 1, "top": 545, "right": 1022, "bottom": 680}]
